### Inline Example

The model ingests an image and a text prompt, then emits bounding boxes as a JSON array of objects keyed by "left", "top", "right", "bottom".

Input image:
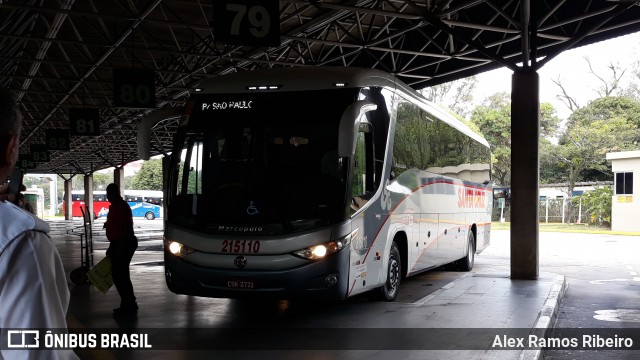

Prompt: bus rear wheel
[
  {"left": 454, "top": 230, "right": 475, "bottom": 271},
  {"left": 145, "top": 211, "right": 155, "bottom": 220},
  {"left": 374, "top": 241, "right": 401, "bottom": 302}
]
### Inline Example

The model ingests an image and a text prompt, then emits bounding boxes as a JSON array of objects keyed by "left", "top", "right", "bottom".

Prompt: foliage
[
  {"left": 130, "top": 159, "right": 163, "bottom": 190},
  {"left": 469, "top": 93, "right": 511, "bottom": 185},
  {"left": 421, "top": 76, "right": 478, "bottom": 118},
  {"left": 470, "top": 92, "right": 561, "bottom": 185},
  {"left": 572, "top": 186, "right": 612, "bottom": 226},
  {"left": 564, "top": 96, "right": 640, "bottom": 130},
  {"left": 554, "top": 97, "right": 639, "bottom": 185},
  {"left": 548, "top": 96, "right": 640, "bottom": 222},
  {"left": 539, "top": 138, "right": 564, "bottom": 184}
]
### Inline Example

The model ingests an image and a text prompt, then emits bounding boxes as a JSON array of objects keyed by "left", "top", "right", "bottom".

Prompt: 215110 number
[{"left": 221, "top": 240, "right": 261, "bottom": 254}]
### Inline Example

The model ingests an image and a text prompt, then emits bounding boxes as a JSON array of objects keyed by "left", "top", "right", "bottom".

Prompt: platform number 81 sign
[
  {"left": 214, "top": 0, "right": 280, "bottom": 47},
  {"left": 69, "top": 108, "right": 100, "bottom": 136}
]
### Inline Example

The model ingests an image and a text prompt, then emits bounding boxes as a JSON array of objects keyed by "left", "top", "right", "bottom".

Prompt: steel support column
[
  {"left": 64, "top": 179, "right": 73, "bottom": 220},
  {"left": 113, "top": 167, "right": 125, "bottom": 195},
  {"left": 83, "top": 174, "right": 94, "bottom": 226},
  {"left": 510, "top": 69, "right": 539, "bottom": 280}
]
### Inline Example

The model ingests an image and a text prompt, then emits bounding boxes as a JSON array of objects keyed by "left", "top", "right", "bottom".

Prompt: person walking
[
  {"left": 104, "top": 183, "right": 138, "bottom": 316},
  {"left": 0, "top": 88, "right": 79, "bottom": 359}
]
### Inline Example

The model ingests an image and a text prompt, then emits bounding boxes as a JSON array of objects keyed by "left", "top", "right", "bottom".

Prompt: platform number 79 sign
[{"left": 214, "top": 0, "right": 280, "bottom": 47}]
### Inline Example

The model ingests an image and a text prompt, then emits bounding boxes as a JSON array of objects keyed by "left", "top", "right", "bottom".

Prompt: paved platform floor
[{"left": 45, "top": 218, "right": 566, "bottom": 360}]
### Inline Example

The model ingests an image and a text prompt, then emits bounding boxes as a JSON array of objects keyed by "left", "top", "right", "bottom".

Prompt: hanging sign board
[
  {"left": 17, "top": 154, "right": 36, "bottom": 170},
  {"left": 46, "top": 129, "right": 71, "bottom": 150},
  {"left": 29, "top": 144, "right": 50, "bottom": 163},
  {"left": 213, "top": 0, "right": 280, "bottom": 47},
  {"left": 113, "top": 68, "right": 156, "bottom": 108},
  {"left": 69, "top": 108, "right": 101, "bottom": 136}
]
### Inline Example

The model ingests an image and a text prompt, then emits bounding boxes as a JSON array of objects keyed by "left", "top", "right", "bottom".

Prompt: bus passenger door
[{"left": 347, "top": 123, "right": 380, "bottom": 297}]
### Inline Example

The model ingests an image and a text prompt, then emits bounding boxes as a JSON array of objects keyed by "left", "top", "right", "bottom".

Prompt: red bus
[{"left": 63, "top": 190, "right": 163, "bottom": 220}]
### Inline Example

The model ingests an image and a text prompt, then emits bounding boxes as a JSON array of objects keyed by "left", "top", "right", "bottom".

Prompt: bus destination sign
[{"left": 200, "top": 100, "right": 253, "bottom": 110}]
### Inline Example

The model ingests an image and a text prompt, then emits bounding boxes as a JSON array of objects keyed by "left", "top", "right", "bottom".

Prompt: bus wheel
[
  {"left": 145, "top": 211, "right": 155, "bottom": 220},
  {"left": 455, "top": 230, "right": 475, "bottom": 271},
  {"left": 376, "top": 242, "right": 401, "bottom": 302}
]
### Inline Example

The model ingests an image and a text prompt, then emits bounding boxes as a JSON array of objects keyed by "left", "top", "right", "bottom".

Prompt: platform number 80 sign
[
  {"left": 113, "top": 68, "right": 156, "bottom": 108},
  {"left": 214, "top": 0, "right": 280, "bottom": 47}
]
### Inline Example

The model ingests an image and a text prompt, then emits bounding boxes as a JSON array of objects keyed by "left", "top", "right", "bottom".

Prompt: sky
[{"left": 473, "top": 31, "right": 640, "bottom": 120}]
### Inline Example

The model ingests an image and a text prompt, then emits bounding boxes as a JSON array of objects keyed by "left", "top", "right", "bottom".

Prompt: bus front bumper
[{"left": 163, "top": 249, "right": 350, "bottom": 300}]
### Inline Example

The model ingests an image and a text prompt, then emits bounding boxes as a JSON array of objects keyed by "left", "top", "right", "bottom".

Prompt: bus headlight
[
  {"left": 292, "top": 230, "right": 355, "bottom": 260},
  {"left": 165, "top": 239, "right": 194, "bottom": 256}
]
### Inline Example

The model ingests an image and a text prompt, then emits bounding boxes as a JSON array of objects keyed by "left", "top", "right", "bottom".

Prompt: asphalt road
[{"left": 482, "top": 230, "right": 640, "bottom": 360}]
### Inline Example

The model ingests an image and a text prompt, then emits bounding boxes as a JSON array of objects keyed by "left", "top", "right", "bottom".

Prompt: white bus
[{"left": 147, "top": 67, "right": 492, "bottom": 301}]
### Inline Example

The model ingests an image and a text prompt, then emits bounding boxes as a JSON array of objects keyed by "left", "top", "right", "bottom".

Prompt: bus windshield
[{"left": 168, "top": 89, "right": 359, "bottom": 235}]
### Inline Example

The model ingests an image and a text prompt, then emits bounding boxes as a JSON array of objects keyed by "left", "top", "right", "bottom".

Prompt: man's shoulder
[
  {"left": 0, "top": 201, "right": 50, "bottom": 254},
  {"left": 114, "top": 198, "right": 131, "bottom": 210}
]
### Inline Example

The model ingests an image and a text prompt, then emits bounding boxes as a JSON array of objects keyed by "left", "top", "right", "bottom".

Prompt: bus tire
[
  {"left": 375, "top": 241, "right": 401, "bottom": 302},
  {"left": 145, "top": 211, "right": 155, "bottom": 220},
  {"left": 455, "top": 230, "right": 475, "bottom": 271}
]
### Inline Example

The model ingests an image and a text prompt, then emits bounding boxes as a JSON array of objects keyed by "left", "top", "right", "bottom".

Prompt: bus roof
[
  {"left": 70, "top": 189, "right": 162, "bottom": 197},
  {"left": 197, "top": 67, "right": 397, "bottom": 94},
  {"left": 195, "top": 66, "right": 489, "bottom": 149}
]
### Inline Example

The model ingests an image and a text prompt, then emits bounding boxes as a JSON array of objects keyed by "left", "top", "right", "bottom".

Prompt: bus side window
[{"left": 125, "top": 195, "right": 141, "bottom": 202}]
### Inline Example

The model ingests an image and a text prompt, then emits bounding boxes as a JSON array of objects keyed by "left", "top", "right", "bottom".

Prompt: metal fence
[
  {"left": 492, "top": 198, "right": 592, "bottom": 224},
  {"left": 539, "top": 197, "right": 592, "bottom": 224}
]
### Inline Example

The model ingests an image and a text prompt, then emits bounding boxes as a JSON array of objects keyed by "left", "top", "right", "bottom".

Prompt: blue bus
[{"left": 70, "top": 190, "right": 163, "bottom": 220}]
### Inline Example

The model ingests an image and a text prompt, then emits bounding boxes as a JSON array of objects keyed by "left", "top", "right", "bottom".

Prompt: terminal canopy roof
[{"left": 1, "top": 0, "right": 640, "bottom": 175}]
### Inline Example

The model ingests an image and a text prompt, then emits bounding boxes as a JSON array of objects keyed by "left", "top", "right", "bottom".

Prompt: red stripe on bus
[{"left": 347, "top": 181, "right": 491, "bottom": 296}]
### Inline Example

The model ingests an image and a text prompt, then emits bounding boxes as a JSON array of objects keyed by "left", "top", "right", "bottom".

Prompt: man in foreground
[{"left": 0, "top": 88, "right": 78, "bottom": 359}]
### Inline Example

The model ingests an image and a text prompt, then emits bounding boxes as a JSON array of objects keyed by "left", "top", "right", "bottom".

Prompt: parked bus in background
[
  {"left": 64, "top": 190, "right": 163, "bottom": 220},
  {"left": 141, "top": 67, "right": 492, "bottom": 302}
]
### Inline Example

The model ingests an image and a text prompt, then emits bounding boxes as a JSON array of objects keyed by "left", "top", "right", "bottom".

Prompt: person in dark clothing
[{"left": 104, "top": 183, "right": 138, "bottom": 315}]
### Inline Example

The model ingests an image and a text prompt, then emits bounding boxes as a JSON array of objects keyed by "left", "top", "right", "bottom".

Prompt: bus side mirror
[
  {"left": 137, "top": 107, "right": 183, "bottom": 160},
  {"left": 338, "top": 101, "right": 377, "bottom": 157}
]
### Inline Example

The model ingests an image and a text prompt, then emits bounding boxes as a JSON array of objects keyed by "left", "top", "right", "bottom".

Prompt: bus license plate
[{"left": 227, "top": 279, "right": 256, "bottom": 289}]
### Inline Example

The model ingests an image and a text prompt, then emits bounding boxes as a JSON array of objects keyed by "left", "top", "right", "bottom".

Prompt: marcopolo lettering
[{"left": 218, "top": 225, "right": 263, "bottom": 233}]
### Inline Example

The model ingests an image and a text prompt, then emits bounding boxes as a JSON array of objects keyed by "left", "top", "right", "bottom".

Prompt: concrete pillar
[
  {"left": 162, "top": 156, "right": 170, "bottom": 219},
  {"left": 510, "top": 69, "right": 539, "bottom": 280},
  {"left": 113, "top": 167, "right": 125, "bottom": 195},
  {"left": 83, "top": 174, "right": 94, "bottom": 225},
  {"left": 49, "top": 175, "right": 57, "bottom": 217},
  {"left": 64, "top": 179, "right": 73, "bottom": 220}
]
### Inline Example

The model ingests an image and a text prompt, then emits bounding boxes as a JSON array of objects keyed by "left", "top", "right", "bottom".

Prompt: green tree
[
  {"left": 92, "top": 172, "right": 112, "bottom": 191},
  {"left": 421, "top": 76, "right": 478, "bottom": 118},
  {"left": 539, "top": 139, "right": 564, "bottom": 184},
  {"left": 573, "top": 186, "right": 612, "bottom": 227},
  {"left": 469, "top": 92, "right": 561, "bottom": 185},
  {"left": 553, "top": 97, "right": 640, "bottom": 221},
  {"left": 470, "top": 93, "right": 511, "bottom": 185},
  {"left": 130, "top": 159, "right": 163, "bottom": 190}
]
